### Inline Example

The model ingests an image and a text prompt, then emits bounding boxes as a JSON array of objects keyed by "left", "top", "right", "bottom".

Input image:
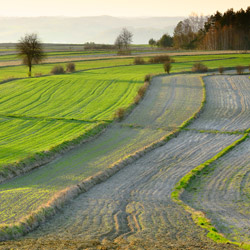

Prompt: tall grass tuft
[
  {"left": 163, "top": 61, "right": 172, "bottom": 74},
  {"left": 114, "top": 107, "right": 126, "bottom": 121},
  {"left": 236, "top": 65, "right": 244, "bottom": 74},
  {"left": 218, "top": 66, "right": 224, "bottom": 74}
]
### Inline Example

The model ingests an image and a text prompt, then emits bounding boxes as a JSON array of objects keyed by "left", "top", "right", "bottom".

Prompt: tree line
[{"left": 149, "top": 7, "right": 250, "bottom": 50}]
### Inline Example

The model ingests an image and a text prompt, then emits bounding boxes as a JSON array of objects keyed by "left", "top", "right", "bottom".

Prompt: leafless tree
[
  {"left": 115, "top": 28, "right": 133, "bottom": 54},
  {"left": 16, "top": 33, "right": 45, "bottom": 77}
]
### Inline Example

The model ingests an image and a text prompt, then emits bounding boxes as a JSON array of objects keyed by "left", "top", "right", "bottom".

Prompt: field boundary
[
  {"left": 0, "top": 122, "right": 109, "bottom": 184},
  {"left": 0, "top": 72, "right": 150, "bottom": 184},
  {"left": 171, "top": 132, "right": 250, "bottom": 249},
  {"left": 0, "top": 74, "right": 206, "bottom": 241}
]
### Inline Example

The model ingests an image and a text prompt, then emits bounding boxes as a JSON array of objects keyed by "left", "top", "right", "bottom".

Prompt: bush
[
  {"left": 134, "top": 57, "right": 145, "bottom": 65},
  {"left": 137, "top": 83, "right": 149, "bottom": 97},
  {"left": 144, "top": 74, "right": 151, "bottom": 82},
  {"left": 114, "top": 108, "right": 126, "bottom": 121},
  {"left": 134, "top": 82, "right": 149, "bottom": 105},
  {"left": 218, "top": 66, "right": 224, "bottom": 74},
  {"left": 66, "top": 63, "right": 75, "bottom": 73},
  {"left": 133, "top": 94, "right": 141, "bottom": 105},
  {"left": 148, "top": 55, "right": 174, "bottom": 64},
  {"left": 163, "top": 61, "right": 172, "bottom": 74},
  {"left": 236, "top": 65, "right": 244, "bottom": 74},
  {"left": 51, "top": 65, "right": 65, "bottom": 75},
  {"left": 192, "top": 63, "right": 208, "bottom": 73}
]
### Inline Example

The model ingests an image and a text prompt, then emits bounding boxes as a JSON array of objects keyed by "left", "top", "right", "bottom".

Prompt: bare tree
[
  {"left": 115, "top": 28, "right": 133, "bottom": 54},
  {"left": 16, "top": 33, "right": 45, "bottom": 77}
]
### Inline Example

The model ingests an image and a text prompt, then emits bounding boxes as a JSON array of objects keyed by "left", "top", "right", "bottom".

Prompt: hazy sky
[{"left": 1, "top": 0, "right": 249, "bottom": 17}]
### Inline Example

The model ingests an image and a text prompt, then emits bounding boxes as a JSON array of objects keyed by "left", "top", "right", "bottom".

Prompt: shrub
[
  {"left": 148, "top": 55, "right": 174, "bottom": 64},
  {"left": 138, "top": 82, "right": 149, "bottom": 97},
  {"left": 192, "top": 63, "right": 208, "bottom": 73},
  {"left": 66, "top": 62, "right": 75, "bottom": 73},
  {"left": 236, "top": 65, "right": 244, "bottom": 74},
  {"left": 134, "top": 57, "right": 145, "bottom": 65},
  {"left": 163, "top": 61, "right": 172, "bottom": 74},
  {"left": 114, "top": 108, "right": 125, "bottom": 121},
  {"left": 218, "top": 66, "right": 224, "bottom": 74},
  {"left": 144, "top": 74, "right": 151, "bottom": 82},
  {"left": 51, "top": 65, "right": 65, "bottom": 75},
  {"left": 133, "top": 94, "right": 141, "bottom": 105},
  {"left": 134, "top": 82, "right": 149, "bottom": 105}
]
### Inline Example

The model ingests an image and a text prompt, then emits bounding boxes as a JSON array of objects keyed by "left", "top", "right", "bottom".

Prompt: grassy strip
[
  {"left": 0, "top": 74, "right": 205, "bottom": 241},
  {"left": 183, "top": 128, "right": 245, "bottom": 135},
  {"left": 171, "top": 133, "right": 250, "bottom": 249},
  {"left": 0, "top": 122, "right": 108, "bottom": 184}
]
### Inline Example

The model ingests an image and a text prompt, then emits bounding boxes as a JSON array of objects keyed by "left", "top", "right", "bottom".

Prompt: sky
[{"left": 1, "top": 0, "right": 249, "bottom": 17}]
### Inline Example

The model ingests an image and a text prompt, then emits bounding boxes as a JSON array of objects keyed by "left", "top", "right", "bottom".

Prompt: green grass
[
  {"left": 0, "top": 65, "right": 165, "bottom": 169},
  {"left": 0, "top": 58, "right": 135, "bottom": 81},
  {"left": 1, "top": 53, "right": 250, "bottom": 82}
]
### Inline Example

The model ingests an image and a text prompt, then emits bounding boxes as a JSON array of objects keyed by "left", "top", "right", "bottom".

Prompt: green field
[
  {"left": 0, "top": 65, "right": 166, "bottom": 169},
  {"left": 1, "top": 53, "right": 250, "bottom": 169},
  {"left": 1, "top": 53, "right": 250, "bottom": 82}
]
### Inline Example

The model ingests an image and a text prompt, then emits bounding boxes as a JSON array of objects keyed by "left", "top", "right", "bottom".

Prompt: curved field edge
[
  {"left": 0, "top": 74, "right": 205, "bottom": 241},
  {"left": 0, "top": 122, "right": 108, "bottom": 184},
  {"left": 171, "top": 133, "right": 250, "bottom": 249},
  {"left": 0, "top": 72, "right": 151, "bottom": 184}
]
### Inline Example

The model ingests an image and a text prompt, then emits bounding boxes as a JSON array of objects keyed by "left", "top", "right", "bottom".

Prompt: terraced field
[
  {"left": 0, "top": 74, "right": 203, "bottom": 227},
  {"left": 183, "top": 138, "right": 250, "bottom": 243},
  {"left": 189, "top": 75, "right": 250, "bottom": 132}
]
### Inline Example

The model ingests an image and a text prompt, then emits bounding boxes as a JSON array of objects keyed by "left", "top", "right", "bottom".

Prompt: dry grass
[
  {"left": 133, "top": 57, "right": 145, "bottom": 65},
  {"left": 114, "top": 108, "right": 126, "bottom": 121},
  {"left": 218, "top": 66, "right": 224, "bottom": 74},
  {"left": 236, "top": 65, "right": 244, "bottom": 74},
  {"left": 50, "top": 65, "right": 65, "bottom": 75},
  {"left": 66, "top": 62, "right": 75, "bottom": 73},
  {"left": 192, "top": 63, "right": 208, "bottom": 73}
]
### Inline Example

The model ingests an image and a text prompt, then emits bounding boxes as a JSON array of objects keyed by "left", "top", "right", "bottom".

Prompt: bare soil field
[
  {"left": 189, "top": 75, "right": 250, "bottom": 132},
  {"left": 182, "top": 137, "right": 250, "bottom": 243}
]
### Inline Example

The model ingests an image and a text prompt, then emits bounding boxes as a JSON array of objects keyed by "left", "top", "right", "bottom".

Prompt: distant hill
[{"left": 0, "top": 16, "right": 184, "bottom": 44}]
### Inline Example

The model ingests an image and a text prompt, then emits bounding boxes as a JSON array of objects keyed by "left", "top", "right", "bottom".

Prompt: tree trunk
[{"left": 28, "top": 64, "right": 32, "bottom": 77}]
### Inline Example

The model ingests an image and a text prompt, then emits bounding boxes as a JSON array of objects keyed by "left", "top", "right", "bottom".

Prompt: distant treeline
[
  {"left": 202, "top": 7, "right": 250, "bottom": 50},
  {"left": 150, "top": 7, "right": 250, "bottom": 50}
]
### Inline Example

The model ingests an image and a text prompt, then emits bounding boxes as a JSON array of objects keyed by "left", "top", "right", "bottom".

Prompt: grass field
[
  {"left": 0, "top": 65, "right": 165, "bottom": 170},
  {"left": 0, "top": 53, "right": 249, "bottom": 82}
]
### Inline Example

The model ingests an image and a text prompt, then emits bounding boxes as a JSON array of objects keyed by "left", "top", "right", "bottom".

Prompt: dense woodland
[{"left": 152, "top": 7, "right": 250, "bottom": 50}]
